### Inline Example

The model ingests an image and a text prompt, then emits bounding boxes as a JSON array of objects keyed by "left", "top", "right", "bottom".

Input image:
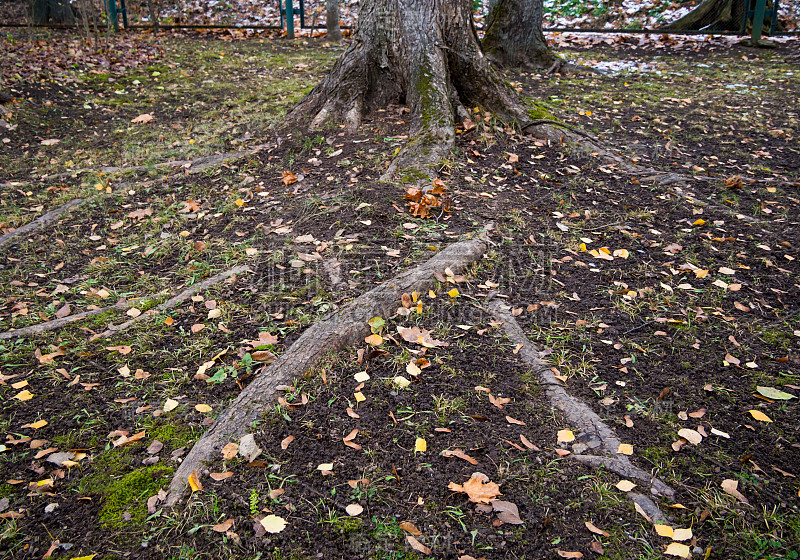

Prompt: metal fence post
[
  {"left": 285, "top": 0, "right": 295, "bottom": 38},
  {"left": 751, "top": 0, "right": 767, "bottom": 42}
]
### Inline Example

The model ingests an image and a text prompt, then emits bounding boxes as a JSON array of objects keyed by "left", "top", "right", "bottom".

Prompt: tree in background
[{"left": 482, "top": 0, "right": 556, "bottom": 69}]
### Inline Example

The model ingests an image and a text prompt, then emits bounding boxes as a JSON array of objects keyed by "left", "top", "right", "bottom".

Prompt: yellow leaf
[
  {"left": 317, "top": 463, "right": 334, "bottom": 471},
  {"left": 693, "top": 219, "right": 706, "bottom": 226},
  {"left": 188, "top": 469, "right": 203, "bottom": 492},
  {"left": 448, "top": 288, "right": 459, "bottom": 298},
  {"left": 234, "top": 198, "right": 245, "bottom": 207},
  {"left": 578, "top": 243, "right": 587, "bottom": 252},
  {"left": 354, "top": 391, "right": 366, "bottom": 402},
  {"left": 665, "top": 542, "right": 691, "bottom": 558},
  {"left": 557, "top": 429, "right": 575, "bottom": 443},
  {"left": 195, "top": 404, "right": 212, "bottom": 413},
  {"left": 23, "top": 420, "right": 48, "bottom": 429},
  {"left": 354, "top": 371, "right": 370, "bottom": 383},
  {"left": 11, "top": 380, "right": 28, "bottom": 389},
  {"left": 260, "top": 514, "right": 287, "bottom": 533},
  {"left": 365, "top": 334, "right": 383, "bottom": 346},
  {"left": 748, "top": 410, "right": 772, "bottom": 423},
  {"left": 414, "top": 438, "right": 427, "bottom": 453},
  {"left": 616, "top": 480, "right": 637, "bottom": 492},
  {"left": 654, "top": 524, "right": 674, "bottom": 538},
  {"left": 613, "top": 248, "right": 630, "bottom": 259},
  {"left": 393, "top": 376, "right": 411, "bottom": 388},
  {"left": 14, "top": 390, "right": 33, "bottom": 401},
  {"left": 406, "top": 362, "right": 422, "bottom": 377},
  {"left": 70, "top": 555, "right": 97, "bottom": 560},
  {"left": 164, "top": 317, "right": 175, "bottom": 326},
  {"left": 428, "top": 289, "right": 436, "bottom": 299},
  {"left": 672, "top": 528, "right": 693, "bottom": 541},
  {"left": 617, "top": 443, "right": 633, "bottom": 455},
  {"left": 599, "top": 247, "right": 611, "bottom": 255}
]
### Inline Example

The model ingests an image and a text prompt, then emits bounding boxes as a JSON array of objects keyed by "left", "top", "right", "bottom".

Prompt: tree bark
[
  {"left": 482, "top": 0, "right": 556, "bottom": 70},
  {"left": 326, "top": 0, "right": 342, "bottom": 42},
  {"left": 664, "top": 0, "right": 751, "bottom": 32},
  {"left": 287, "top": 0, "right": 530, "bottom": 180},
  {"left": 31, "top": 0, "right": 76, "bottom": 24}
]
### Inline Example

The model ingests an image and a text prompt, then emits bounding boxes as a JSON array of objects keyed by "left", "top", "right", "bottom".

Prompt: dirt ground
[{"left": 1, "top": 29, "right": 799, "bottom": 560}]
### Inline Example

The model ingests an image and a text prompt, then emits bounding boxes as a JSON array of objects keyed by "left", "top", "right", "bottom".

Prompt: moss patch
[{"left": 97, "top": 465, "right": 173, "bottom": 529}]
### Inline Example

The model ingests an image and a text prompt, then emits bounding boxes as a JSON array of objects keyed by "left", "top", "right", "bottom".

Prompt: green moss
[
  {"left": 526, "top": 101, "right": 554, "bottom": 121},
  {"left": 147, "top": 420, "right": 197, "bottom": 448},
  {"left": 332, "top": 517, "right": 363, "bottom": 534},
  {"left": 98, "top": 465, "right": 173, "bottom": 529}
]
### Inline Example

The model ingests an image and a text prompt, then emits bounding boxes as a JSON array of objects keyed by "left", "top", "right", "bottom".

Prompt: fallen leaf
[
  {"left": 399, "top": 521, "right": 422, "bottom": 536},
  {"left": 442, "top": 448, "right": 478, "bottom": 465},
  {"left": 665, "top": 542, "right": 690, "bottom": 558},
  {"left": 212, "top": 519, "right": 234, "bottom": 532},
  {"left": 557, "top": 552, "right": 584, "bottom": 559},
  {"left": 492, "top": 500, "right": 523, "bottom": 524},
  {"left": 210, "top": 472, "right": 233, "bottom": 481},
  {"left": 163, "top": 398, "right": 179, "bottom": 412},
  {"left": 506, "top": 416, "right": 526, "bottom": 426},
  {"left": 195, "top": 404, "right": 212, "bottom": 413},
  {"left": 345, "top": 503, "right": 363, "bottom": 516},
  {"left": 281, "top": 435, "right": 295, "bottom": 450},
  {"left": 188, "top": 470, "right": 203, "bottom": 492},
  {"left": 748, "top": 410, "right": 772, "bottom": 423},
  {"left": 238, "top": 434, "right": 262, "bottom": 461},
  {"left": 146, "top": 440, "right": 164, "bottom": 455},
  {"left": 414, "top": 438, "right": 427, "bottom": 453},
  {"left": 221, "top": 442, "right": 239, "bottom": 460},
  {"left": 448, "top": 472, "right": 502, "bottom": 504},
  {"left": 721, "top": 478, "right": 749, "bottom": 504},
  {"left": 131, "top": 113, "right": 154, "bottom": 123},
  {"left": 654, "top": 524, "right": 674, "bottom": 537},
  {"left": 677, "top": 428, "right": 702, "bottom": 445},
  {"left": 406, "top": 535, "right": 432, "bottom": 555},
  {"left": 260, "top": 514, "right": 287, "bottom": 533},
  {"left": 756, "top": 386, "right": 796, "bottom": 400},
  {"left": 616, "top": 480, "right": 637, "bottom": 492},
  {"left": 672, "top": 528, "right": 692, "bottom": 541},
  {"left": 557, "top": 429, "right": 575, "bottom": 443},
  {"left": 617, "top": 443, "right": 633, "bottom": 455},
  {"left": 585, "top": 521, "right": 610, "bottom": 537}
]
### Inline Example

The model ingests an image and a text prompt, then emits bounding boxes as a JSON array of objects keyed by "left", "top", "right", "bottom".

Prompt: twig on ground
[
  {"left": 89, "top": 265, "right": 252, "bottom": 341},
  {"left": 0, "top": 198, "right": 85, "bottom": 252}
]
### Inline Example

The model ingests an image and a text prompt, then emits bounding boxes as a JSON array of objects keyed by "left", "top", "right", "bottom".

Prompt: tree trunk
[
  {"left": 664, "top": 0, "right": 751, "bottom": 32},
  {"left": 326, "top": 0, "right": 342, "bottom": 42},
  {"left": 31, "top": 0, "right": 76, "bottom": 24},
  {"left": 482, "top": 0, "right": 556, "bottom": 69},
  {"left": 287, "top": 0, "right": 530, "bottom": 180}
]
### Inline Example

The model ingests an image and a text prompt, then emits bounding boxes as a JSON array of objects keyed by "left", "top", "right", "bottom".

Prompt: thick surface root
[
  {"left": 488, "top": 301, "right": 674, "bottom": 523},
  {"left": 166, "top": 236, "right": 488, "bottom": 506}
]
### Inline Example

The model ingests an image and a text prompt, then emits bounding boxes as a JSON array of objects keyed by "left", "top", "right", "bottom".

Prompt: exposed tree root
[
  {"left": 29, "top": 143, "right": 272, "bottom": 184},
  {"left": 89, "top": 265, "right": 252, "bottom": 341},
  {"left": 0, "top": 299, "right": 131, "bottom": 340},
  {"left": 165, "top": 236, "right": 488, "bottom": 506},
  {"left": 0, "top": 198, "right": 85, "bottom": 252},
  {"left": 487, "top": 301, "right": 674, "bottom": 522}
]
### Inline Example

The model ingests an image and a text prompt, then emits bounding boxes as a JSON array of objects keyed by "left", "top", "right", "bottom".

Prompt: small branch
[
  {"left": 522, "top": 119, "right": 599, "bottom": 142},
  {"left": 0, "top": 300, "right": 129, "bottom": 340},
  {"left": 90, "top": 265, "right": 252, "bottom": 341},
  {"left": 0, "top": 198, "right": 85, "bottom": 252},
  {"left": 165, "top": 236, "right": 489, "bottom": 506}
]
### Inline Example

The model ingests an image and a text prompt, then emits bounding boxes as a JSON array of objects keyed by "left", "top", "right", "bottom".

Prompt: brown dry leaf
[
  {"left": 492, "top": 500, "right": 523, "bottom": 524},
  {"left": 406, "top": 535, "right": 432, "bottom": 555},
  {"left": 557, "top": 552, "right": 584, "bottom": 559},
  {"left": 221, "top": 442, "right": 239, "bottom": 460},
  {"left": 721, "top": 478, "right": 749, "bottom": 504},
  {"left": 191, "top": 323, "right": 205, "bottom": 333},
  {"left": 505, "top": 416, "right": 526, "bottom": 426},
  {"left": 146, "top": 440, "right": 164, "bottom": 455},
  {"left": 585, "top": 521, "right": 610, "bottom": 537},
  {"left": 212, "top": 519, "right": 234, "bottom": 533},
  {"left": 269, "top": 488, "right": 285, "bottom": 500},
  {"left": 677, "top": 428, "right": 702, "bottom": 445},
  {"left": 448, "top": 472, "right": 502, "bottom": 504},
  {"left": 488, "top": 394, "right": 511, "bottom": 409},
  {"left": 105, "top": 345, "right": 132, "bottom": 355},
  {"left": 346, "top": 407, "right": 360, "bottom": 419},
  {"left": 131, "top": 113, "right": 154, "bottom": 124},
  {"left": 55, "top": 303, "right": 71, "bottom": 319},
  {"left": 282, "top": 171, "right": 298, "bottom": 186},
  {"left": 399, "top": 521, "right": 423, "bottom": 536},
  {"left": 724, "top": 353, "right": 740, "bottom": 366},
  {"left": 442, "top": 448, "right": 478, "bottom": 465},
  {"left": 210, "top": 472, "right": 233, "bottom": 481},
  {"left": 590, "top": 541, "right": 605, "bottom": 555},
  {"left": 281, "top": 435, "right": 295, "bottom": 450},
  {"left": 396, "top": 326, "right": 447, "bottom": 348},
  {"left": 688, "top": 408, "right": 707, "bottom": 418},
  {"left": 519, "top": 434, "right": 538, "bottom": 450}
]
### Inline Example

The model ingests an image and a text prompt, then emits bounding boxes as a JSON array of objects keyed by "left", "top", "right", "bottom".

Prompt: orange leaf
[{"left": 447, "top": 472, "right": 501, "bottom": 504}]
